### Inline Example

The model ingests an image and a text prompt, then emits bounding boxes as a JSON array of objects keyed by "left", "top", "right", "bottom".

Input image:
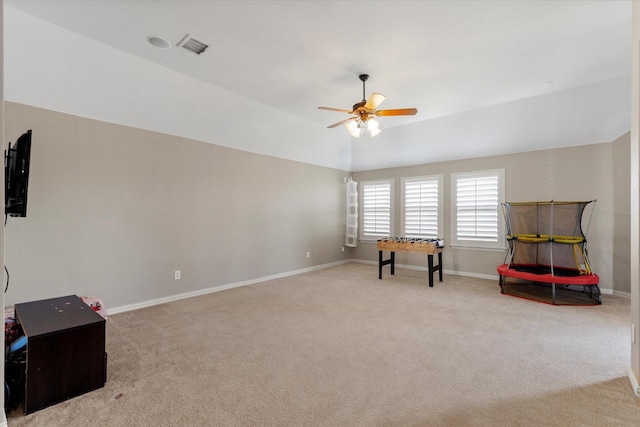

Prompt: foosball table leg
[
  {"left": 378, "top": 251, "right": 395, "bottom": 279},
  {"left": 428, "top": 255, "right": 434, "bottom": 287},
  {"left": 427, "top": 252, "right": 443, "bottom": 287},
  {"left": 390, "top": 252, "right": 395, "bottom": 275}
]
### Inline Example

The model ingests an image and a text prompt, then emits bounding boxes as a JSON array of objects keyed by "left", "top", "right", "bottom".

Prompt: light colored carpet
[{"left": 7, "top": 263, "right": 640, "bottom": 426}]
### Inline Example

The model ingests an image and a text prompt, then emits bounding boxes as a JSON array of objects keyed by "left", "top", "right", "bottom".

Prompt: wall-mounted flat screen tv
[{"left": 5, "top": 130, "right": 32, "bottom": 218}]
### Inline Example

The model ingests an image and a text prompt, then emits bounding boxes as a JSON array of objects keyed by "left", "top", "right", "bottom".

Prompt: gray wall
[
  {"left": 3, "top": 99, "right": 632, "bottom": 313},
  {"left": 352, "top": 133, "right": 631, "bottom": 294},
  {"left": 4, "top": 102, "right": 351, "bottom": 310},
  {"left": 613, "top": 133, "right": 631, "bottom": 293}
]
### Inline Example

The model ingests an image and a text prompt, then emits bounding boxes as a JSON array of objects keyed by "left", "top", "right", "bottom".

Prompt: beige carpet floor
[{"left": 7, "top": 262, "right": 640, "bottom": 426}]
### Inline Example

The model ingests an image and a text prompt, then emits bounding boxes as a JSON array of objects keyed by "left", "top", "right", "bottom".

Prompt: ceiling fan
[{"left": 318, "top": 74, "right": 417, "bottom": 137}]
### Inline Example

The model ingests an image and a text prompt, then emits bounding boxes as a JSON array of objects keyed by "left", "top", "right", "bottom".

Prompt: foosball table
[{"left": 377, "top": 238, "right": 444, "bottom": 287}]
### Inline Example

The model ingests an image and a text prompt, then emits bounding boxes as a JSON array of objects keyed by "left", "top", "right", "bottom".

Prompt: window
[
  {"left": 451, "top": 169, "right": 505, "bottom": 249},
  {"left": 402, "top": 175, "right": 442, "bottom": 239},
  {"left": 360, "top": 179, "right": 393, "bottom": 240}
]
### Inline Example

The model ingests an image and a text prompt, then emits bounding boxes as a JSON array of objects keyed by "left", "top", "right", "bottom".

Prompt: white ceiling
[{"left": 4, "top": 0, "right": 633, "bottom": 171}]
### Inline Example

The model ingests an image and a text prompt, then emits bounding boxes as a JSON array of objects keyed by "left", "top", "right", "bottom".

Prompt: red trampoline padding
[{"left": 497, "top": 264, "right": 599, "bottom": 285}]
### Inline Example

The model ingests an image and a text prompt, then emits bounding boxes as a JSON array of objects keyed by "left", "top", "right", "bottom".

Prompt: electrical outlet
[
  {"left": 175, "top": 270, "right": 181, "bottom": 280},
  {"left": 306, "top": 251, "right": 311, "bottom": 259},
  {"left": 342, "top": 246, "right": 345, "bottom": 252}
]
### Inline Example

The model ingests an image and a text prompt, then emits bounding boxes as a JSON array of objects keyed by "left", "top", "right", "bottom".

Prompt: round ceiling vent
[{"left": 146, "top": 36, "right": 171, "bottom": 49}]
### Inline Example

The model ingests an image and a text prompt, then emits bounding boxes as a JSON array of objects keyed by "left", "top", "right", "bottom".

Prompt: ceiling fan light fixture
[
  {"left": 367, "top": 118, "right": 380, "bottom": 131},
  {"left": 346, "top": 121, "right": 361, "bottom": 138},
  {"left": 345, "top": 118, "right": 381, "bottom": 138}
]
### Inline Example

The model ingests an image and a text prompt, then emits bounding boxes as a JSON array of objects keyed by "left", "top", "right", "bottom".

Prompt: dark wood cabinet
[{"left": 15, "top": 295, "right": 106, "bottom": 414}]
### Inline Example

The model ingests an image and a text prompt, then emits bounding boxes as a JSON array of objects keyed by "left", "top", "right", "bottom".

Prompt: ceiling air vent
[{"left": 177, "top": 34, "right": 208, "bottom": 55}]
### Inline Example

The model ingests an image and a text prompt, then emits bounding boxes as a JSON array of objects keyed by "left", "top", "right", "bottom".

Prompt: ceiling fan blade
[
  {"left": 364, "top": 93, "right": 385, "bottom": 110},
  {"left": 376, "top": 108, "right": 418, "bottom": 116},
  {"left": 318, "top": 107, "right": 352, "bottom": 114},
  {"left": 327, "top": 117, "right": 357, "bottom": 128}
]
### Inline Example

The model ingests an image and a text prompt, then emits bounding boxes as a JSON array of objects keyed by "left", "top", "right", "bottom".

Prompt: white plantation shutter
[
  {"left": 403, "top": 176, "right": 441, "bottom": 239},
  {"left": 452, "top": 170, "right": 504, "bottom": 248},
  {"left": 361, "top": 180, "right": 393, "bottom": 239}
]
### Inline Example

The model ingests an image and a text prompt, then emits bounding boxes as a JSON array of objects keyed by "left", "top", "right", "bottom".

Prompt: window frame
[
  {"left": 401, "top": 174, "right": 443, "bottom": 239},
  {"left": 450, "top": 169, "right": 505, "bottom": 250},
  {"left": 359, "top": 179, "right": 394, "bottom": 242}
]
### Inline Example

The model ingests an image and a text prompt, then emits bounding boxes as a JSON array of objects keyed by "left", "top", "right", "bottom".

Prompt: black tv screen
[{"left": 5, "top": 130, "right": 32, "bottom": 217}]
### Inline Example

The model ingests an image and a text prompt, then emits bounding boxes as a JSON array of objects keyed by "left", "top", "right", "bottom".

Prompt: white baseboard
[
  {"left": 351, "top": 258, "right": 500, "bottom": 281},
  {"left": 108, "top": 260, "right": 351, "bottom": 315},
  {"left": 440, "top": 269, "right": 499, "bottom": 281},
  {"left": 109, "top": 259, "right": 631, "bottom": 315},
  {"left": 611, "top": 289, "right": 631, "bottom": 298},
  {"left": 629, "top": 369, "right": 640, "bottom": 396},
  {"left": 352, "top": 259, "right": 633, "bottom": 297}
]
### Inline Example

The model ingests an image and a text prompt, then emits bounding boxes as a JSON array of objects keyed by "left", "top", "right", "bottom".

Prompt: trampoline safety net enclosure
[{"left": 497, "top": 200, "right": 601, "bottom": 305}]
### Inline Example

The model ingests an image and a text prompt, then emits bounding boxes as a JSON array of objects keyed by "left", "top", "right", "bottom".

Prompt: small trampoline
[{"left": 497, "top": 201, "right": 601, "bottom": 305}]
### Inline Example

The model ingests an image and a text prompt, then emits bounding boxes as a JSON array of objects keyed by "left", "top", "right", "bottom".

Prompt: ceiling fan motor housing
[{"left": 352, "top": 101, "right": 367, "bottom": 112}]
